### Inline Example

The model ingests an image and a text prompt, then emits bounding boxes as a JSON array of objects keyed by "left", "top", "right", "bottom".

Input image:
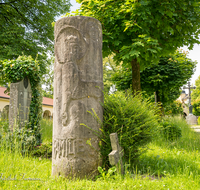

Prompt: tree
[
  {"left": 75, "top": 0, "right": 200, "bottom": 92},
  {"left": 192, "top": 75, "right": 200, "bottom": 116},
  {"left": 103, "top": 54, "right": 117, "bottom": 94},
  {"left": 0, "top": 0, "right": 71, "bottom": 70},
  {"left": 192, "top": 75, "right": 200, "bottom": 100},
  {"left": 42, "top": 56, "right": 54, "bottom": 98},
  {"left": 111, "top": 50, "right": 197, "bottom": 106}
]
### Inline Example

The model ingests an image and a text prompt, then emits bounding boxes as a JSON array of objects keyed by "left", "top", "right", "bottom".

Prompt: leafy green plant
[
  {"left": 0, "top": 119, "right": 53, "bottom": 158},
  {"left": 97, "top": 166, "right": 117, "bottom": 180},
  {"left": 30, "top": 142, "right": 52, "bottom": 159},
  {"left": 160, "top": 117, "right": 182, "bottom": 141},
  {"left": 2, "top": 126, "right": 37, "bottom": 155},
  {"left": 198, "top": 117, "right": 200, "bottom": 125},
  {"left": 164, "top": 101, "right": 183, "bottom": 116},
  {"left": 87, "top": 91, "right": 160, "bottom": 169},
  {"left": 192, "top": 99, "right": 200, "bottom": 116},
  {"left": 2, "top": 55, "right": 43, "bottom": 144}
]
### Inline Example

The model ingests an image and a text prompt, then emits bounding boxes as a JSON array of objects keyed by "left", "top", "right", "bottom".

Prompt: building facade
[{"left": 0, "top": 86, "right": 53, "bottom": 119}]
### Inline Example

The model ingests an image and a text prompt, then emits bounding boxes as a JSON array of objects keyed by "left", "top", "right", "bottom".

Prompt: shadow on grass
[{"left": 136, "top": 150, "right": 200, "bottom": 178}]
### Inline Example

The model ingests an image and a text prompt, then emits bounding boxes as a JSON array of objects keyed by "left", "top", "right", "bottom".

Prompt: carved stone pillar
[{"left": 52, "top": 16, "right": 103, "bottom": 178}]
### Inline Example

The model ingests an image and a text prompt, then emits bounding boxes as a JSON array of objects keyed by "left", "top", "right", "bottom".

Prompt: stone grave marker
[
  {"left": 183, "top": 82, "right": 198, "bottom": 125},
  {"left": 109, "top": 133, "right": 124, "bottom": 175},
  {"left": 52, "top": 16, "right": 103, "bottom": 178},
  {"left": 9, "top": 76, "right": 32, "bottom": 129}
]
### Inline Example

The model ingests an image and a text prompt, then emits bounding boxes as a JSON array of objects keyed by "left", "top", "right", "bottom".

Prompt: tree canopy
[
  {"left": 192, "top": 75, "right": 200, "bottom": 100},
  {"left": 0, "top": 0, "right": 71, "bottom": 62},
  {"left": 0, "top": 0, "right": 71, "bottom": 87},
  {"left": 75, "top": 0, "right": 200, "bottom": 92},
  {"left": 111, "top": 50, "right": 197, "bottom": 105}
]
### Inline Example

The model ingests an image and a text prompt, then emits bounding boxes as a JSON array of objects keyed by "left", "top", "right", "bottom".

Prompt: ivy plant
[{"left": 2, "top": 55, "right": 43, "bottom": 144}]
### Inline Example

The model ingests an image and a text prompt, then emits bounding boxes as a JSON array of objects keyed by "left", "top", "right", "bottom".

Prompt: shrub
[
  {"left": 88, "top": 91, "right": 160, "bottom": 169},
  {"left": 3, "top": 126, "right": 37, "bottom": 154},
  {"left": 192, "top": 99, "right": 200, "bottom": 116},
  {"left": 160, "top": 117, "right": 182, "bottom": 141},
  {"left": 0, "top": 119, "right": 53, "bottom": 158},
  {"left": 198, "top": 117, "right": 200, "bottom": 125},
  {"left": 30, "top": 142, "right": 52, "bottom": 159},
  {"left": 164, "top": 101, "right": 183, "bottom": 116}
]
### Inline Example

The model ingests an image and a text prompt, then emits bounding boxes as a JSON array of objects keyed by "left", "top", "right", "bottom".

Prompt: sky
[{"left": 68, "top": 0, "right": 200, "bottom": 86}]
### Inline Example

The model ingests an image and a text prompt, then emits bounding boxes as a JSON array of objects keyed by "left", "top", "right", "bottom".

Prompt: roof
[
  {"left": 0, "top": 86, "right": 53, "bottom": 106},
  {"left": 0, "top": 86, "right": 10, "bottom": 99},
  {"left": 43, "top": 97, "right": 53, "bottom": 106}
]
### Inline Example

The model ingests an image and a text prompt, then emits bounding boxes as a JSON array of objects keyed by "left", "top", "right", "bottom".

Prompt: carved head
[
  {"left": 88, "top": 22, "right": 98, "bottom": 40},
  {"left": 65, "top": 35, "right": 79, "bottom": 63},
  {"left": 55, "top": 26, "right": 88, "bottom": 64}
]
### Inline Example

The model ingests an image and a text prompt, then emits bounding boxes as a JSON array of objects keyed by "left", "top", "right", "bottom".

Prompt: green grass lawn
[{"left": 1, "top": 117, "right": 200, "bottom": 189}]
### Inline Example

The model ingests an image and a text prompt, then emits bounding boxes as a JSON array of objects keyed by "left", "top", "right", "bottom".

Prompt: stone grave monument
[
  {"left": 52, "top": 16, "right": 103, "bottom": 178},
  {"left": 9, "top": 76, "right": 32, "bottom": 129},
  {"left": 183, "top": 82, "right": 198, "bottom": 125},
  {"left": 109, "top": 133, "right": 124, "bottom": 175}
]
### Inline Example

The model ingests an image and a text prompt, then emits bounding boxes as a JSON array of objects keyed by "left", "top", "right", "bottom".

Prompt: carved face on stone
[
  {"left": 88, "top": 23, "right": 98, "bottom": 41},
  {"left": 65, "top": 35, "right": 79, "bottom": 63},
  {"left": 55, "top": 27, "right": 88, "bottom": 64}
]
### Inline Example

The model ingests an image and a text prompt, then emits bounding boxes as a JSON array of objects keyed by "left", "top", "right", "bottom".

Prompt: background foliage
[
  {"left": 192, "top": 75, "right": 200, "bottom": 116},
  {"left": 192, "top": 99, "right": 200, "bottom": 116},
  {"left": 164, "top": 101, "right": 183, "bottom": 116},
  {"left": 111, "top": 50, "right": 196, "bottom": 108},
  {"left": 192, "top": 75, "right": 200, "bottom": 100},
  {"left": 160, "top": 117, "right": 182, "bottom": 141}
]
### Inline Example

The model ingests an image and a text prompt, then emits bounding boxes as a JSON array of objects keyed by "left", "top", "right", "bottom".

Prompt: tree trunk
[
  {"left": 156, "top": 90, "right": 165, "bottom": 116},
  {"left": 131, "top": 58, "right": 141, "bottom": 93}
]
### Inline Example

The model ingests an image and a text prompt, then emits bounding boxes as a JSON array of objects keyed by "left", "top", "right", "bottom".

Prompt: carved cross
[
  {"left": 108, "top": 133, "right": 124, "bottom": 175},
  {"left": 183, "top": 82, "right": 196, "bottom": 114}
]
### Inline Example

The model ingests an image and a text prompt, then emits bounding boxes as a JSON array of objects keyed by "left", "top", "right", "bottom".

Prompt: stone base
[{"left": 186, "top": 114, "right": 198, "bottom": 125}]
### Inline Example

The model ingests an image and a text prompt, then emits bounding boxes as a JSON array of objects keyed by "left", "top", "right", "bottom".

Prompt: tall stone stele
[
  {"left": 9, "top": 76, "right": 32, "bottom": 129},
  {"left": 52, "top": 16, "right": 103, "bottom": 178}
]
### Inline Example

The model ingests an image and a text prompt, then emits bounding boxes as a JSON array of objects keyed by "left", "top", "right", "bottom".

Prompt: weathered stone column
[
  {"left": 9, "top": 76, "right": 32, "bottom": 129},
  {"left": 52, "top": 16, "right": 103, "bottom": 178}
]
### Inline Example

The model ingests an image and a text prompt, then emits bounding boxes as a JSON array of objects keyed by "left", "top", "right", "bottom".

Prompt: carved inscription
[{"left": 53, "top": 138, "right": 89, "bottom": 159}]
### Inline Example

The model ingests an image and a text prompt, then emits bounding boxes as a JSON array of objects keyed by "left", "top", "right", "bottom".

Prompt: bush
[
  {"left": 2, "top": 126, "right": 37, "bottom": 155},
  {"left": 30, "top": 142, "right": 52, "bottom": 159},
  {"left": 89, "top": 91, "right": 160, "bottom": 169},
  {"left": 192, "top": 99, "right": 200, "bottom": 116},
  {"left": 164, "top": 101, "right": 183, "bottom": 116},
  {"left": 0, "top": 119, "right": 53, "bottom": 158},
  {"left": 160, "top": 117, "right": 182, "bottom": 141},
  {"left": 198, "top": 117, "right": 200, "bottom": 125}
]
